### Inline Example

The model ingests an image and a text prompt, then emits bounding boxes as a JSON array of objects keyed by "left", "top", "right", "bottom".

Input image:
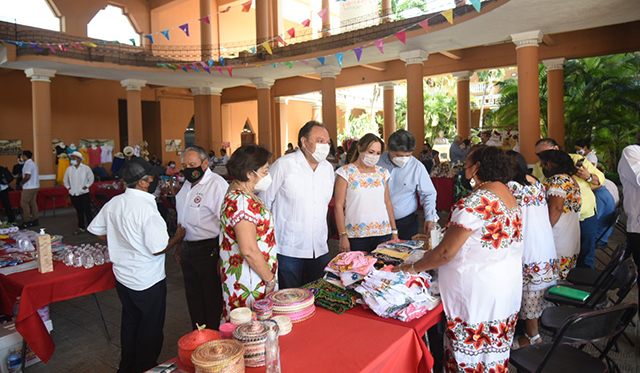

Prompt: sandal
[
  {"left": 525, "top": 333, "right": 542, "bottom": 345},
  {"left": 511, "top": 339, "right": 521, "bottom": 350},
  {"left": 73, "top": 228, "right": 86, "bottom": 235}
]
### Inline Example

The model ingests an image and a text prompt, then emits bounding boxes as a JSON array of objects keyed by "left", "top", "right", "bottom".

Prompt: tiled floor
[{"left": 5, "top": 206, "right": 639, "bottom": 372}]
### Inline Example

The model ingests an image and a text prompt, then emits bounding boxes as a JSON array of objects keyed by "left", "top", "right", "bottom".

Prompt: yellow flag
[
  {"left": 442, "top": 9, "right": 453, "bottom": 24},
  {"left": 262, "top": 42, "right": 272, "bottom": 55},
  {"left": 81, "top": 42, "right": 98, "bottom": 48}
]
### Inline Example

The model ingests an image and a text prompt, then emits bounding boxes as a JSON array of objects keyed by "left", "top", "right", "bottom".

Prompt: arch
[
  {"left": 1, "top": 0, "right": 61, "bottom": 31},
  {"left": 88, "top": 4, "right": 140, "bottom": 45}
]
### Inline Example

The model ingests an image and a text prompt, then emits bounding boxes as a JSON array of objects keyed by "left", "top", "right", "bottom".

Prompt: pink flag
[
  {"left": 419, "top": 19, "right": 428, "bottom": 32},
  {"left": 214, "top": 66, "right": 223, "bottom": 74},
  {"left": 221, "top": 6, "right": 231, "bottom": 13},
  {"left": 275, "top": 35, "right": 287, "bottom": 46},
  {"left": 199, "top": 16, "right": 210, "bottom": 24},
  {"left": 226, "top": 66, "right": 233, "bottom": 77},
  {"left": 179, "top": 23, "right": 190, "bottom": 36},
  {"left": 318, "top": 8, "right": 328, "bottom": 22},
  {"left": 375, "top": 39, "right": 384, "bottom": 54},
  {"left": 71, "top": 43, "right": 84, "bottom": 50},
  {"left": 287, "top": 28, "right": 295, "bottom": 38},
  {"left": 58, "top": 44, "right": 67, "bottom": 52},
  {"left": 46, "top": 44, "right": 56, "bottom": 54},
  {"left": 241, "top": 1, "right": 252, "bottom": 12},
  {"left": 301, "top": 19, "right": 310, "bottom": 27},
  {"left": 300, "top": 59, "right": 309, "bottom": 65},
  {"left": 395, "top": 30, "right": 406, "bottom": 44}
]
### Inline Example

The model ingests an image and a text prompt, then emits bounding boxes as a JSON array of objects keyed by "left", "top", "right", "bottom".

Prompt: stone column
[
  {"left": 270, "top": 0, "right": 283, "bottom": 41},
  {"left": 452, "top": 70, "right": 472, "bottom": 139},
  {"left": 120, "top": 79, "right": 147, "bottom": 146},
  {"left": 321, "top": 0, "right": 331, "bottom": 36},
  {"left": 316, "top": 65, "right": 341, "bottom": 145},
  {"left": 511, "top": 30, "right": 543, "bottom": 164},
  {"left": 399, "top": 50, "right": 428, "bottom": 157},
  {"left": 25, "top": 68, "right": 57, "bottom": 187},
  {"left": 379, "top": 81, "right": 397, "bottom": 141},
  {"left": 381, "top": 0, "right": 392, "bottom": 23},
  {"left": 311, "top": 102, "right": 322, "bottom": 121},
  {"left": 191, "top": 87, "right": 223, "bottom": 152},
  {"left": 252, "top": 78, "right": 275, "bottom": 150},
  {"left": 256, "top": 0, "right": 270, "bottom": 44},
  {"left": 200, "top": 0, "right": 213, "bottom": 59},
  {"left": 274, "top": 97, "right": 288, "bottom": 157},
  {"left": 544, "top": 58, "right": 567, "bottom": 149}
]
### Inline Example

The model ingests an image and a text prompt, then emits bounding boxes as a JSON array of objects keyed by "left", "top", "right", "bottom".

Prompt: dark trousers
[
  {"left": 70, "top": 193, "right": 93, "bottom": 229},
  {"left": 396, "top": 213, "right": 419, "bottom": 240},
  {"left": 115, "top": 279, "right": 166, "bottom": 373},
  {"left": 626, "top": 232, "right": 640, "bottom": 309},
  {"left": 349, "top": 234, "right": 392, "bottom": 253},
  {"left": 181, "top": 238, "right": 222, "bottom": 330},
  {"left": 278, "top": 253, "right": 331, "bottom": 289},
  {"left": 0, "top": 188, "right": 15, "bottom": 222},
  {"left": 578, "top": 215, "right": 598, "bottom": 268}
]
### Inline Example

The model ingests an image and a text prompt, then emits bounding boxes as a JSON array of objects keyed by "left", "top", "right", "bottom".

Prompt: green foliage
[{"left": 338, "top": 113, "right": 381, "bottom": 143}]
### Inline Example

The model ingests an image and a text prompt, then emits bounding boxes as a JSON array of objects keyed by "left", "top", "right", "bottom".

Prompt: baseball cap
[
  {"left": 70, "top": 151, "right": 84, "bottom": 161},
  {"left": 119, "top": 157, "right": 165, "bottom": 183}
]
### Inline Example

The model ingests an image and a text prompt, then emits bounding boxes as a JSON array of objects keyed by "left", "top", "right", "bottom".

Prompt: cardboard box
[{"left": 0, "top": 319, "right": 53, "bottom": 373}]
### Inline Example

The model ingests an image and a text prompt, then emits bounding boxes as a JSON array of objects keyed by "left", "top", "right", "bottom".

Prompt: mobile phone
[{"left": 576, "top": 158, "right": 585, "bottom": 168}]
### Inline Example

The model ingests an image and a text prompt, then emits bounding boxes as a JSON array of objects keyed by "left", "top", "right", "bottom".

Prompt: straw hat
[{"left": 123, "top": 146, "right": 135, "bottom": 157}]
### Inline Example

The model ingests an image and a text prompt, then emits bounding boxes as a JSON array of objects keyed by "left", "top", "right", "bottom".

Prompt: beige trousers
[{"left": 21, "top": 188, "right": 39, "bottom": 222}]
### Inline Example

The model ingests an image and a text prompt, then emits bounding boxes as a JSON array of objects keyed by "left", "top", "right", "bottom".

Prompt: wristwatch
[
  {"left": 586, "top": 174, "right": 593, "bottom": 183},
  {"left": 391, "top": 229, "right": 399, "bottom": 235},
  {"left": 265, "top": 276, "right": 277, "bottom": 287}
]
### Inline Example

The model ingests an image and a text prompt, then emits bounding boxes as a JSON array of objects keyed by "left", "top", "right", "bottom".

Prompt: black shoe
[
  {"left": 29, "top": 219, "right": 40, "bottom": 227},
  {"left": 18, "top": 222, "right": 30, "bottom": 229}
]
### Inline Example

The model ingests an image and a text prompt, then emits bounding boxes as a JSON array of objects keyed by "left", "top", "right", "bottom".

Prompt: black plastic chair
[
  {"left": 510, "top": 302, "right": 638, "bottom": 373},
  {"left": 595, "top": 206, "right": 623, "bottom": 265},
  {"left": 566, "top": 242, "right": 627, "bottom": 288}
]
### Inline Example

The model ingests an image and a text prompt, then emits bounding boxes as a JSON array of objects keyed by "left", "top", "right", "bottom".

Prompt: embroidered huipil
[
  {"left": 335, "top": 164, "right": 392, "bottom": 238},
  {"left": 441, "top": 189, "right": 523, "bottom": 373},
  {"left": 544, "top": 174, "right": 582, "bottom": 279},
  {"left": 507, "top": 181, "right": 558, "bottom": 291},
  {"left": 219, "top": 190, "right": 278, "bottom": 322}
]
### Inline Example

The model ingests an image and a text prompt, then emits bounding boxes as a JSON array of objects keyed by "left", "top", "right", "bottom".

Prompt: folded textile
[
  {"left": 326, "top": 251, "right": 377, "bottom": 275},
  {"left": 302, "top": 279, "right": 361, "bottom": 314}
]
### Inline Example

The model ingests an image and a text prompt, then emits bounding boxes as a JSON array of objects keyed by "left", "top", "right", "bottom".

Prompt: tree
[{"left": 475, "top": 69, "right": 505, "bottom": 129}]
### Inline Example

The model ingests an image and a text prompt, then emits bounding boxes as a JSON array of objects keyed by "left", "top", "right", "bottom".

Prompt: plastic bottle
[
  {"left": 13, "top": 296, "right": 20, "bottom": 319},
  {"left": 264, "top": 326, "right": 281, "bottom": 373},
  {"left": 430, "top": 220, "right": 442, "bottom": 250},
  {"left": 6, "top": 348, "right": 21, "bottom": 373}
]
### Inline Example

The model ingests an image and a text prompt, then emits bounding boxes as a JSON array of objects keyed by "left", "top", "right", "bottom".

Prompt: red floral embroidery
[
  {"left": 464, "top": 323, "right": 491, "bottom": 350},
  {"left": 490, "top": 322, "right": 510, "bottom": 341},
  {"left": 489, "top": 363, "right": 507, "bottom": 373},
  {"left": 256, "top": 219, "right": 270, "bottom": 236},
  {"left": 444, "top": 349, "right": 458, "bottom": 373},
  {"left": 247, "top": 198, "right": 262, "bottom": 215},
  {"left": 229, "top": 254, "right": 243, "bottom": 268},
  {"left": 224, "top": 223, "right": 236, "bottom": 241},
  {"left": 481, "top": 221, "right": 510, "bottom": 249},
  {"left": 228, "top": 293, "right": 247, "bottom": 308},
  {"left": 262, "top": 251, "right": 271, "bottom": 263},
  {"left": 265, "top": 230, "right": 275, "bottom": 248},
  {"left": 464, "top": 363, "right": 484, "bottom": 373},
  {"left": 512, "top": 214, "right": 522, "bottom": 240},
  {"left": 221, "top": 238, "right": 232, "bottom": 251},
  {"left": 224, "top": 199, "right": 238, "bottom": 218},
  {"left": 474, "top": 196, "right": 504, "bottom": 220},
  {"left": 233, "top": 282, "right": 242, "bottom": 291}
]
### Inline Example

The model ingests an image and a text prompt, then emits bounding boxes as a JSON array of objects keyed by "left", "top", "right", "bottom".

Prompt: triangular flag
[
  {"left": 221, "top": 6, "right": 231, "bottom": 12},
  {"left": 301, "top": 59, "right": 309, "bottom": 65},
  {"left": 190, "top": 63, "right": 199, "bottom": 72},
  {"left": 71, "top": 42, "right": 84, "bottom": 50},
  {"left": 161, "top": 30, "right": 170, "bottom": 40},
  {"left": 471, "top": 0, "right": 481, "bottom": 12},
  {"left": 199, "top": 16, "right": 210, "bottom": 24},
  {"left": 30, "top": 43, "right": 42, "bottom": 52},
  {"left": 112, "top": 40, "right": 121, "bottom": 44},
  {"left": 283, "top": 61, "right": 293, "bottom": 68},
  {"left": 4, "top": 40, "right": 17, "bottom": 46},
  {"left": 200, "top": 62, "right": 211, "bottom": 74},
  {"left": 335, "top": 52, "right": 343, "bottom": 67},
  {"left": 354, "top": 46, "right": 363, "bottom": 61},
  {"left": 275, "top": 35, "right": 287, "bottom": 46},
  {"left": 257, "top": 65, "right": 261, "bottom": 68},
  {"left": 287, "top": 28, "right": 295, "bottom": 38},
  {"left": 15, "top": 42, "right": 26, "bottom": 48},
  {"left": 318, "top": 8, "right": 328, "bottom": 22},
  {"left": 262, "top": 42, "right": 272, "bottom": 55},
  {"left": 395, "top": 30, "right": 406, "bottom": 44},
  {"left": 419, "top": 19, "right": 428, "bottom": 32},
  {"left": 144, "top": 35, "right": 154, "bottom": 44},
  {"left": 180, "top": 64, "right": 189, "bottom": 73},
  {"left": 271, "top": 63, "right": 278, "bottom": 68},
  {"left": 220, "top": 57, "right": 225, "bottom": 66},
  {"left": 241, "top": 0, "right": 252, "bottom": 12},
  {"left": 375, "top": 39, "right": 384, "bottom": 54},
  {"left": 82, "top": 42, "right": 98, "bottom": 48},
  {"left": 129, "top": 38, "right": 136, "bottom": 46},
  {"left": 46, "top": 44, "right": 56, "bottom": 54},
  {"left": 301, "top": 19, "right": 310, "bottom": 27},
  {"left": 442, "top": 9, "right": 453, "bottom": 24},
  {"left": 226, "top": 66, "right": 233, "bottom": 77},
  {"left": 159, "top": 63, "right": 170, "bottom": 70},
  {"left": 208, "top": 59, "right": 214, "bottom": 68},
  {"left": 167, "top": 64, "right": 177, "bottom": 71},
  {"left": 317, "top": 56, "right": 325, "bottom": 65},
  {"left": 58, "top": 43, "right": 67, "bottom": 52},
  {"left": 179, "top": 24, "right": 190, "bottom": 37},
  {"left": 98, "top": 40, "right": 107, "bottom": 45},
  {"left": 214, "top": 66, "right": 223, "bottom": 74},
  {"left": 249, "top": 46, "right": 256, "bottom": 54},
  {"left": 199, "top": 61, "right": 208, "bottom": 68}
]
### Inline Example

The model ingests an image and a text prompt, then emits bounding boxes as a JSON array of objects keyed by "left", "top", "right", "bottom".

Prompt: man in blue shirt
[{"left": 378, "top": 130, "right": 438, "bottom": 239}]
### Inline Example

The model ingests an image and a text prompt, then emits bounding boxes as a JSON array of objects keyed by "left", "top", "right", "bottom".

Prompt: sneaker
[
  {"left": 73, "top": 228, "right": 86, "bottom": 235},
  {"left": 30, "top": 219, "right": 40, "bottom": 227},
  {"left": 18, "top": 222, "right": 30, "bottom": 229}
]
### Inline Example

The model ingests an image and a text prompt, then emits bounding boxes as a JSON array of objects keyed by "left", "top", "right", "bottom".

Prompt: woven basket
[
  {"left": 267, "top": 289, "right": 316, "bottom": 323},
  {"left": 232, "top": 321, "right": 270, "bottom": 368},
  {"left": 191, "top": 339, "right": 245, "bottom": 373},
  {"left": 177, "top": 328, "right": 221, "bottom": 368}
]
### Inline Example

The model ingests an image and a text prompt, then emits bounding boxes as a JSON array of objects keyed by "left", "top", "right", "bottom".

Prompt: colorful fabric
[
  {"left": 442, "top": 189, "right": 523, "bottom": 372},
  {"left": 219, "top": 189, "right": 278, "bottom": 323},
  {"left": 87, "top": 147, "right": 102, "bottom": 167},
  {"left": 544, "top": 174, "right": 582, "bottom": 280},
  {"left": 302, "top": 278, "right": 361, "bottom": 314},
  {"left": 326, "top": 251, "right": 376, "bottom": 275},
  {"left": 335, "top": 164, "right": 392, "bottom": 238}
]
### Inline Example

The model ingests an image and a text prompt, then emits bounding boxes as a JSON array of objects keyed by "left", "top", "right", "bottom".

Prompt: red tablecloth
[
  {"left": 431, "top": 177, "right": 455, "bottom": 211},
  {"left": 0, "top": 261, "right": 115, "bottom": 362},
  {"left": 3, "top": 187, "right": 70, "bottom": 212}
]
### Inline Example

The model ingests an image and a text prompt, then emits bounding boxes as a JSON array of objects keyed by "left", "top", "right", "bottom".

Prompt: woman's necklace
[{"left": 473, "top": 180, "right": 491, "bottom": 191}]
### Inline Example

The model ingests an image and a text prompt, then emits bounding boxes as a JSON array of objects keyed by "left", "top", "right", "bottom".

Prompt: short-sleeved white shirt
[{"left": 22, "top": 159, "right": 39, "bottom": 189}]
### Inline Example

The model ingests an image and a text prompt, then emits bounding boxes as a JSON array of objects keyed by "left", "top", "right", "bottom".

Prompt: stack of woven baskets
[
  {"left": 271, "top": 315, "right": 293, "bottom": 335},
  {"left": 253, "top": 299, "right": 273, "bottom": 321},
  {"left": 266, "top": 288, "right": 316, "bottom": 323},
  {"left": 232, "top": 321, "right": 271, "bottom": 367},
  {"left": 191, "top": 339, "right": 245, "bottom": 373}
]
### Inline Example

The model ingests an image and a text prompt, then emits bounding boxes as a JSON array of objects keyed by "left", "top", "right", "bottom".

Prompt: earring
[{"left": 469, "top": 178, "right": 477, "bottom": 188}]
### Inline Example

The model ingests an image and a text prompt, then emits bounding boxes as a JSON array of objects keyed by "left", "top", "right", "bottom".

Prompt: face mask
[
  {"left": 306, "top": 142, "right": 330, "bottom": 162},
  {"left": 576, "top": 149, "right": 585, "bottom": 156},
  {"left": 362, "top": 153, "right": 380, "bottom": 167},
  {"left": 177, "top": 175, "right": 185, "bottom": 183},
  {"left": 392, "top": 155, "right": 410, "bottom": 168},
  {"left": 542, "top": 166, "right": 553, "bottom": 178},
  {"left": 147, "top": 177, "right": 159, "bottom": 194},
  {"left": 70, "top": 160, "right": 78, "bottom": 166},
  {"left": 183, "top": 166, "right": 204, "bottom": 183},
  {"left": 253, "top": 171, "right": 273, "bottom": 191},
  {"left": 169, "top": 163, "right": 175, "bottom": 168},
  {"left": 18, "top": 161, "right": 24, "bottom": 165}
]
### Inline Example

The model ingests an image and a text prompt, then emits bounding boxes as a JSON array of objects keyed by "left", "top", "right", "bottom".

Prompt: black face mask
[
  {"left": 461, "top": 172, "right": 473, "bottom": 190},
  {"left": 183, "top": 166, "right": 205, "bottom": 183},
  {"left": 542, "top": 166, "right": 553, "bottom": 178},
  {"left": 147, "top": 177, "right": 159, "bottom": 194}
]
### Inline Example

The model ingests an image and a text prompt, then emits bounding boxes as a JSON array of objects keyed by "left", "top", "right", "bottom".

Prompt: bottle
[
  {"left": 264, "top": 326, "right": 281, "bottom": 373},
  {"left": 6, "top": 348, "right": 21, "bottom": 373},
  {"left": 430, "top": 220, "right": 442, "bottom": 250},
  {"left": 13, "top": 296, "right": 20, "bottom": 319}
]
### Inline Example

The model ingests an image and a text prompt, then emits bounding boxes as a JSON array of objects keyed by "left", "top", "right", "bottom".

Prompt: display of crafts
[
  {"left": 59, "top": 244, "right": 110, "bottom": 269},
  {"left": 430, "top": 161, "right": 459, "bottom": 178},
  {"left": 266, "top": 288, "right": 316, "bottom": 323},
  {"left": 0, "top": 230, "right": 67, "bottom": 268}
]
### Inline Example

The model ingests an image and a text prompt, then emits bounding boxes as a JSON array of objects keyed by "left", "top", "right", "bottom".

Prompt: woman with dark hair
[
  {"left": 219, "top": 144, "right": 278, "bottom": 322},
  {"left": 334, "top": 133, "right": 398, "bottom": 253},
  {"left": 538, "top": 150, "right": 582, "bottom": 279},
  {"left": 506, "top": 151, "right": 558, "bottom": 348},
  {"left": 420, "top": 142, "right": 440, "bottom": 173},
  {"left": 394, "top": 146, "right": 523, "bottom": 372}
]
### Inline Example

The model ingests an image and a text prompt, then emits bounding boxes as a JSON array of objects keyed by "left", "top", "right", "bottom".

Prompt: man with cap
[
  {"left": 63, "top": 151, "right": 95, "bottom": 234},
  {"left": 88, "top": 157, "right": 185, "bottom": 373}
]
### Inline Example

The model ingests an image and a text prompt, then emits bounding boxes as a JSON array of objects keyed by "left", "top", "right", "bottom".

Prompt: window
[
  {"left": 88, "top": 5, "right": 139, "bottom": 45},
  {"left": 0, "top": 0, "right": 60, "bottom": 31}
]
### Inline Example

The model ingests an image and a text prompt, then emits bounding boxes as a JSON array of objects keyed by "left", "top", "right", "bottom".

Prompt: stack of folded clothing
[
  {"left": 324, "top": 251, "right": 377, "bottom": 289},
  {"left": 302, "top": 278, "right": 361, "bottom": 314}
]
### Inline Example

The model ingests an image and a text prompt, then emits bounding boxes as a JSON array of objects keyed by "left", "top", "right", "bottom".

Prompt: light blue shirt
[{"left": 377, "top": 152, "right": 438, "bottom": 221}]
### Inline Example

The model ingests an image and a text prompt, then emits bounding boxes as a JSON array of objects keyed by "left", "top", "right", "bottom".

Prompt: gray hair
[
  {"left": 126, "top": 175, "right": 151, "bottom": 189},
  {"left": 454, "top": 135, "right": 463, "bottom": 143},
  {"left": 180, "top": 146, "right": 208, "bottom": 163},
  {"left": 388, "top": 129, "right": 416, "bottom": 152}
]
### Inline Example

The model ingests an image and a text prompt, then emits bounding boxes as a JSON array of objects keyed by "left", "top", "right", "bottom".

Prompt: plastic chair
[
  {"left": 595, "top": 206, "right": 622, "bottom": 265},
  {"left": 566, "top": 242, "right": 627, "bottom": 288},
  {"left": 510, "top": 302, "right": 638, "bottom": 373}
]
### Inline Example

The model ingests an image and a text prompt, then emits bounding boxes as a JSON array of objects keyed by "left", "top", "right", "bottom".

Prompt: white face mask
[
  {"left": 576, "top": 149, "right": 585, "bottom": 156},
  {"left": 253, "top": 171, "right": 273, "bottom": 191},
  {"left": 392, "top": 155, "right": 410, "bottom": 168},
  {"left": 70, "top": 159, "right": 78, "bottom": 166},
  {"left": 362, "top": 153, "right": 380, "bottom": 167},
  {"left": 306, "top": 142, "right": 330, "bottom": 163}
]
